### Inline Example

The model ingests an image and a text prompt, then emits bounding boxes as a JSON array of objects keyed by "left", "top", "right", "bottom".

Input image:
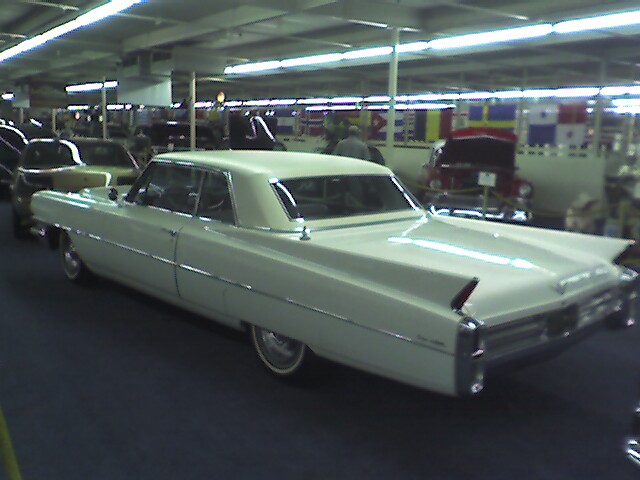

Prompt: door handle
[{"left": 161, "top": 228, "right": 178, "bottom": 237}]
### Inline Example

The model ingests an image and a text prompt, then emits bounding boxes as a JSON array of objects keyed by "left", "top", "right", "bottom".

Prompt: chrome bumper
[
  {"left": 455, "top": 271, "right": 639, "bottom": 396},
  {"left": 628, "top": 404, "right": 640, "bottom": 467},
  {"left": 426, "top": 193, "right": 531, "bottom": 223}
]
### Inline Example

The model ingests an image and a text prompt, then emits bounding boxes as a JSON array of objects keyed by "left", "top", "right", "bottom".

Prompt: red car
[{"left": 420, "top": 127, "right": 533, "bottom": 223}]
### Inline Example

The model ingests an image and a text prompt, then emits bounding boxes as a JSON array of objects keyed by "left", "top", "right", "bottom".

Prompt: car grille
[{"left": 484, "top": 289, "right": 619, "bottom": 359}]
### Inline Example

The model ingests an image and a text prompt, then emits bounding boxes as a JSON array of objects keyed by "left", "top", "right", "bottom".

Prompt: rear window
[
  {"left": 272, "top": 175, "right": 419, "bottom": 220},
  {"left": 75, "top": 142, "right": 135, "bottom": 168},
  {"left": 22, "top": 142, "right": 75, "bottom": 168}
]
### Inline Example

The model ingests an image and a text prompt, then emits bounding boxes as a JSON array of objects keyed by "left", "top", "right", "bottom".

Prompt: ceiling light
[
  {"left": 280, "top": 53, "right": 343, "bottom": 68},
  {"left": 395, "top": 42, "right": 430, "bottom": 54},
  {"left": 428, "top": 24, "right": 553, "bottom": 50},
  {"left": 330, "top": 96, "right": 364, "bottom": 104},
  {"left": 554, "top": 10, "right": 640, "bottom": 34},
  {"left": 553, "top": 87, "right": 600, "bottom": 98},
  {"left": 296, "top": 98, "right": 331, "bottom": 105},
  {"left": 601, "top": 85, "right": 640, "bottom": 96},
  {"left": 522, "top": 88, "right": 557, "bottom": 98},
  {"left": 1, "top": 92, "right": 14, "bottom": 100},
  {"left": 348, "top": 19, "right": 388, "bottom": 29},
  {"left": 458, "top": 91, "right": 493, "bottom": 100},
  {"left": 66, "top": 80, "right": 118, "bottom": 93},
  {"left": 0, "top": 0, "right": 141, "bottom": 63},
  {"left": 343, "top": 46, "right": 393, "bottom": 60},
  {"left": 364, "top": 95, "right": 391, "bottom": 102},
  {"left": 493, "top": 90, "right": 524, "bottom": 99},
  {"left": 224, "top": 60, "right": 281, "bottom": 75}
]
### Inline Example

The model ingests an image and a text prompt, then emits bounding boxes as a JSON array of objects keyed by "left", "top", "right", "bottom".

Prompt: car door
[
  {"left": 104, "top": 161, "right": 203, "bottom": 296},
  {"left": 174, "top": 169, "right": 236, "bottom": 318}
]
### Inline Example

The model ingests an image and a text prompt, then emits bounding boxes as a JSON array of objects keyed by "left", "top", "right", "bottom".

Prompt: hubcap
[
  {"left": 62, "top": 238, "right": 81, "bottom": 277},
  {"left": 256, "top": 328, "right": 303, "bottom": 370}
]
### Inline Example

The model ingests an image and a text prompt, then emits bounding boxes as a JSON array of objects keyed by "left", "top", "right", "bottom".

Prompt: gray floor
[{"left": 1, "top": 199, "right": 639, "bottom": 480}]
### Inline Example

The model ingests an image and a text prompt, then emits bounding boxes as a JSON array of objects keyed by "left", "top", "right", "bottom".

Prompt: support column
[
  {"left": 592, "top": 62, "right": 607, "bottom": 154},
  {"left": 101, "top": 77, "right": 107, "bottom": 140},
  {"left": 51, "top": 108, "right": 57, "bottom": 132},
  {"left": 385, "top": 28, "right": 400, "bottom": 165},
  {"left": 190, "top": 72, "right": 196, "bottom": 151}
]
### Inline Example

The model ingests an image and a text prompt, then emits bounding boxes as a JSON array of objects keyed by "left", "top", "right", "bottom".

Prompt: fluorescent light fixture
[
  {"left": 366, "top": 105, "right": 390, "bottom": 110},
  {"left": 296, "top": 98, "right": 331, "bottom": 105},
  {"left": 67, "top": 105, "right": 90, "bottom": 111},
  {"left": 343, "top": 46, "right": 393, "bottom": 60},
  {"left": 224, "top": 60, "right": 281, "bottom": 75},
  {"left": 348, "top": 19, "right": 389, "bottom": 29},
  {"left": 224, "top": 100, "right": 242, "bottom": 107},
  {"left": 66, "top": 80, "right": 118, "bottom": 93},
  {"left": 554, "top": 10, "right": 640, "bottom": 34},
  {"left": 601, "top": 85, "right": 640, "bottom": 96},
  {"left": 428, "top": 24, "right": 552, "bottom": 50},
  {"left": 330, "top": 96, "right": 364, "bottom": 104},
  {"left": 244, "top": 99, "right": 271, "bottom": 107},
  {"left": 280, "top": 53, "right": 343, "bottom": 68},
  {"left": 171, "top": 102, "right": 182, "bottom": 108},
  {"left": 1, "top": 93, "right": 14, "bottom": 100},
  {"left": 612, "top": 99, "right": 640, "bottom": 107},
  {"left": 493, "top": 90, "right": 524, "bottom": 99},
  {"left": 395, "top": 41, "right": 430, "bottom": 53},
  {"left": 458, "top": 91, "right": 493, "bottom": 100},
  {"left": 306, "top": 105, "right": 359, "bottom": 111},
  {"left": 396, "top": 103, "right": 455, "bottom": 110},
  {"left": 553, "top": 87, "right": 600, "bottom": 98},
  {"left": 195, "top": 101, "right": 213, "bottom": 108},
  {"left": 612, "top": 106, "right": 640, "bottom": 115},
  {"left": 0, "top": 1, "right": 141, "bottom": 63},
  {"left": 29, "top": 118, "right": 43, "bottom": 127},
  {"left": 269, "top": 99, "right": 297, "bottom": 106},
  {"left": 407, "top": 93, "right": 461, "bottom": 101},
  {"left": 107, "top": 104, "right": 124, "bottom": 110},
  {"left": 522, "top": 88, "right": 558, "bottom": 98},
  {"left": 364, "top": 95, "right": 391, "bottom": 102}
]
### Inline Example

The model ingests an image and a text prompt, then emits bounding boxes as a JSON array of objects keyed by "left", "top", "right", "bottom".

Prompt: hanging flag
[
  {"left": 527, "top": 104, "right": 559, "bottom": 145},
  {"left": 371, "top": 111, "right": 403, "bottom": 140},
  {"left": 468, "top": 104, "right": 516, "bottom": 130},
  {"left": 302, "top": 111, "right": 325, "bottom": 136},
  {"left": 527, "top": 103, "right": 587, "bottom": 146},
  {"left": 414, "top": 110, "right": 453, "bottom": 141},
  {"left": 277, "top": 114, "right": 296, "bottom": 135}
]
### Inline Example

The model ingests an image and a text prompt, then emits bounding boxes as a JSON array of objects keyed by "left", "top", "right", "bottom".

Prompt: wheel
[
  {"left": 12, "top": 208, "right": 29, "bottom": 239},
  {"left": 59, "top": 232, "right": 92, "bottom": 284},
  {"left": 250, "top": 325, "right": 313, "bottom": 379}
]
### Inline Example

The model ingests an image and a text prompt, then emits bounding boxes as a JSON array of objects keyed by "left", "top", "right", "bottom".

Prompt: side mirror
[{"left": 108, "top": 187, "right": 119, "bottom": 201}]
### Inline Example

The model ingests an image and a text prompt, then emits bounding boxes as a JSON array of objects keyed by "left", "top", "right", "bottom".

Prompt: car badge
[{"left": 554, "top": 281, "right": 567, "bottom": 295}]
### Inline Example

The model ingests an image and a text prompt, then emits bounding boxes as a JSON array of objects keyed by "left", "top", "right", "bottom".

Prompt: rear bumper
[
  {"left": 425, "top": 192, "right": 531, "bottom": 223},
  {"left": 455, "top": 272, "right": 639, "bottom": 396}
]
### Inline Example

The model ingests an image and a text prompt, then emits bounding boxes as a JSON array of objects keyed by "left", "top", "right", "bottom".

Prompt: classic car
[
  {"left": 228, "top": 113, "right": 286, "bottom": 151},
  {"left": 628, "top": 401, "right": 640, "bottom": 467},
  {"left": 134, "top": 121, "right": 224, "bottom": 152},
  {"left": 30, "top": 150, "right": 638, "bottom": 397},
  {"left": 0, "top": 123, "right": 56, "bottom": 189},
  {"left": 11, "top": 137, "right": 140, "bottom": 238},
  {"left": 420, "top": 127, "right": 533, "bottom": 223}
]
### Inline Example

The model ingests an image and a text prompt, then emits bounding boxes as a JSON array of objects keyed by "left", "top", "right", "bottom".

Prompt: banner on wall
[
  {"left": 413, "top": 110, "right": 453, "bottom": 141},
  {"left": 468, "top": 104, "right": 517, "bottom": 131},
  {"left": 527, "top": 103, "right": 587, "bottom": 146}
]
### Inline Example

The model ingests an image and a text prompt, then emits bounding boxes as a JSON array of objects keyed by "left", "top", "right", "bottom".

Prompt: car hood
[
  {"left": 438, "top": 129, "right": 517, "bottom": 171},
  {"left": 278, "top": 214, "right": 630, "bottom": 323}
]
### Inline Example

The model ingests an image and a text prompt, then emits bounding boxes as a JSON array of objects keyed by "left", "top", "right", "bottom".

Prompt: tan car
[{"left": 11, "top": 137, "right": 140, "bottom": 238}]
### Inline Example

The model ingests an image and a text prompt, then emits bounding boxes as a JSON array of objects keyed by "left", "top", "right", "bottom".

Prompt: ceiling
[{"left": 2, "top": 0, "right": 640, "bottom": 107}]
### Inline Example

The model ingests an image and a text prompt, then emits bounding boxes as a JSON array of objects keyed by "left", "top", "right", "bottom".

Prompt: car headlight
[
  {"left": 429, "top": 178, "right": 442, "bottom": 190},
  {"left": 518, "top": 183, "right": 532, "bottom": 198}
]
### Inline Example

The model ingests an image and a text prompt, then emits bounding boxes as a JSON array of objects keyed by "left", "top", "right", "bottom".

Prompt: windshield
[
  {"left": 75, "top": 141, "right": 136, "bottom": 168},
  {"left": 273, "top": 174, "right": 420, "bottom": 220}
]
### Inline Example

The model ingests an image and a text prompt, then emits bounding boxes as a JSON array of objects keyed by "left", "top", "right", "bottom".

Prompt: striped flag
[{"left": 413, "top": 110, "right": 453, "bottom": 141}]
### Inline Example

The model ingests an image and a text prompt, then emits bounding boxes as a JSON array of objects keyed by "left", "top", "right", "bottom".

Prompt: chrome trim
[
  {"left": 628, "top": 439, "right": 640, "bottom": 467},
  {"left": 455, "top": 317, "right": 486, "bottom": 396},
  {"left": 177, "top": 260, "right": 451, "bottom": 355},
  {"left": 55, "top": 224, "right": 453, "bottom": 355}
]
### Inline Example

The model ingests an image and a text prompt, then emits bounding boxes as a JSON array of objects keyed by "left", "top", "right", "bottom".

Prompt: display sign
[{"left": 478, "top": 171, "right": 497, "bottom": 187}]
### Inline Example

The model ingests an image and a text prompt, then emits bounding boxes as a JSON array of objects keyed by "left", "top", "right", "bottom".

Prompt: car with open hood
[
  {"left": 29, "top": 150, "right": 637, "bottom": 397},
  {"left": 420, "top": 127, "right": 533, "bottom": 223},
  {"left": 11, "top": 137, "right": 140, "bottom": 238}
]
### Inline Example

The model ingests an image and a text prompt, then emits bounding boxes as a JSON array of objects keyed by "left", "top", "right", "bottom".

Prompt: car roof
[{"left": 153, "top": 150, "right": 390, "bottom": 179}]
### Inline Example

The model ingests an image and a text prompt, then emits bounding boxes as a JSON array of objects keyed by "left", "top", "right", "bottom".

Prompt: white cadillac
[{"left": 30, "top": 150, "right": 638, "bottom": 396}]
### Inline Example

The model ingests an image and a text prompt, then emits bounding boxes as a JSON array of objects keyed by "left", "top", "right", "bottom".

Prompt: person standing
[{"left": 332, "top": 125, "right": 370, "bottom": 161}]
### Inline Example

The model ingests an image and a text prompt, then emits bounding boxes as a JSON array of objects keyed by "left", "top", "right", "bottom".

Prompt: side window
[
  {"left": 196, "top": 171, "right": 234, "bottom": 224},
  {"left": 21, "top": 142, "right": 75, "bottom": 169},
  {"left": 129, "top": 162, "right": 201, "bottom": 214}
]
